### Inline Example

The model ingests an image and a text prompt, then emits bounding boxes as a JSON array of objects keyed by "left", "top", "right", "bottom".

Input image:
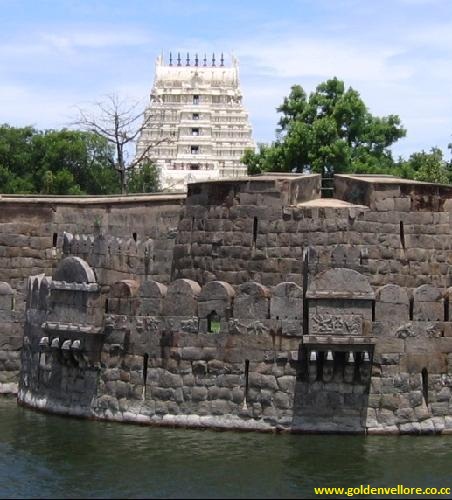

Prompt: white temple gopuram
[{"left": 135, "top": 52, "right": 255, "bottom": 192}]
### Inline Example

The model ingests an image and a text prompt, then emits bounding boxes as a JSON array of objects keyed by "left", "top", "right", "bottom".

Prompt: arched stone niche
[
  {"left": 413, "top": 284, "right": 444, "bottom": 321},
  {"left": 108, "top": 279, "right": 140, "bottom": 315},
  {"left": 375, "top": 284, "right": 410, "bottom": 327},
  {"left": 53, "top": 256, "right": 96, "bottom": 284},
  {"left": 110, "top": 280, "right": 140, "bottom": 298},
  {"left": 270, "top": 282, "right": 303, "bottom": 320},
  {"left": 162, "top": 279, "right": 201, "bottom": 317},
  {"left": 138, "top": 280, "right": 167, "bottom": 316},
  {"left": 234, "top": 281, "right": 270, "bottom": 320},
  {"left": 198, "top": 281, "right": 235, "bottom": 334},
  {"left": 47, "top": 255, "right": 99, "bottom": 324}
]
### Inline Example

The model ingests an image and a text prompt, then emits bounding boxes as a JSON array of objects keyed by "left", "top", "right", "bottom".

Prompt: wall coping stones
[
  {"left": 376, "top": 284, "right": 410, "bottom": 304},
  {"left": 110, "top": 280, "right": 140, "bottom": 298},
  {"left": 53, "top": 256, "right": 97, "bottom": 284},
  {"left": 0, "top": 282, "right": 14, "bottom": 295},
  {"left": 42, "top": 322, "right": 103, "bottom": 334},
  {"left": 302, "top": 335, "right": 375, "bottom": 345},
  {"left": 199, "top": 281, "right": 235, "bottom": 301},
  {"left": 0, "top": 192, "right": 186, "bottom": 205},
  {"left": 50, "top": 281, "right": 100, "bottom": 292}
]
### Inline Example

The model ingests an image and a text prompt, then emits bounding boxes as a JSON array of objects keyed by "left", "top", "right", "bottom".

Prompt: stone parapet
[{"left": 17, "top": 252, "right": 452, "bottom": 434}]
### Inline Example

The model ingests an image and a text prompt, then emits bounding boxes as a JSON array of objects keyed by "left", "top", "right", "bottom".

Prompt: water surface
[{"left": 0, "top": 398, "right": 450, "bottom": 498}]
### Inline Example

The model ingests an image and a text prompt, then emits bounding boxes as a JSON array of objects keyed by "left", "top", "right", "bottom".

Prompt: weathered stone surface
[
  {"left": 270, "top": 282, "right": 303, "bottom": 320},
  {"left": 191, "top": 386, "right": 208, "bottom": 402},
  {"left": 163, "top": 279, "right": 201, "bottom": 316},
  {"left": 234, "top": 282, "right": 270, "bottom": 319},
  {"left": 139, "top": 281, "right": 167, "bottom": 315},
  {"left": 306, "top": 268, "right": 375, "bottom": 300},
  {"left": 277, "top": 375, "right": 296, "bottom": 392},
  {"left": 375, "top": 284, "right": 409, "bottom": 326},
  {"left": 413, "top": 284, "right": 444, "bottom": 321},
  {"left": 198, "top": 281, "right": 235, "bottom": 319},
  {"left": 9, "top": 175, "right": 452, "bottom": 434},
  {"left": 248, "top": 373, "right": 278, "bottom": 391},
  {"left": 53, "top": 256, "right": 96, "bottom": 283}
]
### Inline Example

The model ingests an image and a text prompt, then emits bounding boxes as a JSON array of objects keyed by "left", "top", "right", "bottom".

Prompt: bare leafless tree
[{"left": 73, "top": 94, "right": 170, "bottom": 194}]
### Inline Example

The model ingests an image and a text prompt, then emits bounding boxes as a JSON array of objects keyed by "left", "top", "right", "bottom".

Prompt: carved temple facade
[{"left": 135, "top": 53, "right": 255, "bottom": 192}]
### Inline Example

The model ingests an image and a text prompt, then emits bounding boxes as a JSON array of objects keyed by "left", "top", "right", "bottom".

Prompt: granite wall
[
  {"left": 0, "top": 193, "right": 184, "bottom": 393},
  {"left": 18, "top": 256, "right": 452, "bottom": 434},
  {"left": 9, "top": 173, "right": 452, "bottom": 432},
  {"left": 172, "top": 175, "right": 451, "bottom": 290}
]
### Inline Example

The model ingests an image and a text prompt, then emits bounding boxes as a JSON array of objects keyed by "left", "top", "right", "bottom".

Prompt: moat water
[{"left": 0, "top": 398, "right": 451, "bottom": 499}]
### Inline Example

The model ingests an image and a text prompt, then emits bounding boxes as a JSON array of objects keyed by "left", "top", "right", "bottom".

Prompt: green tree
[
  {"left": 0, "top": 125, "right": 35, "bottom": 191},
  {"left": 404, "top": 147, "right": 450, "bottom": 184},
  {"left": 127, "top": 162, "right": 160, "bottom": 193},
  {"left": 30, "top": 129, "right": 119, "bottom": 194},
  {"left": 243, "top": 78, "right": 406, "bottom": 177},
  {"left": 41, "top": 169, "right": 82, "bottom": 195},
  {"left": 0, "top": 125, "right": 119, "bottom": 194}
]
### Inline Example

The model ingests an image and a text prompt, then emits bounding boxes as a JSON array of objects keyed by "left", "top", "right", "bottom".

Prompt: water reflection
[{"left": 0, "top": 399, "right": 451, "bottom": 499}]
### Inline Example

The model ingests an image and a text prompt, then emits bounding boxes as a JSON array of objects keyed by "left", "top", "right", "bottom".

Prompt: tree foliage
[
  {"left": 0, "top": 124, "right": 123, "bottom": 194},
  {"left": 243, "top": 78, "right": 407, "bottom": 177},
  {"left": 127, "top": 162, "right": 160, "bottom": 193},
  {"left": 399, "top": 147, "right": 451, "bottom": 184},
  {"left": 0, "top": 124, "right": 163, "bottom": 195}
]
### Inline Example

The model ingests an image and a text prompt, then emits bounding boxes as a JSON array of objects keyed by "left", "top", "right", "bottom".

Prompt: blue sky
[{"left": 1, "top": 0, "right": 452, "bottom": 159}]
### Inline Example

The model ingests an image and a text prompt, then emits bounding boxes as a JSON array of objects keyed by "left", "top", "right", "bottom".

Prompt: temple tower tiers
[{"left": 135, "top": 52, "right": 255, "bottom": 192}]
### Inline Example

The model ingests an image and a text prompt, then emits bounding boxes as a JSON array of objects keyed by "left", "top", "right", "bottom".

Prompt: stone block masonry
[
  {"left": 8, "top": 172, "right": 452, "bottom": 433},
  {"left": 0, "top": 193, "right": 183, "bottom": 393}
]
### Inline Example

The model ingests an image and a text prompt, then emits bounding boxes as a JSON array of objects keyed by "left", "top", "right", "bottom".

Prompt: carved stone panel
[{"left": 310, "top": 314, "right": 363, "bottom": 336}]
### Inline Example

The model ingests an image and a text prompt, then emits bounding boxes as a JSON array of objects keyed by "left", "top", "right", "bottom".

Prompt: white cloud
[
  {"left": 40, "top": 30, "right": 153, "bottom": 51},
  {"left": 236, "top": 36, "right": 413, "bottom": 82}
]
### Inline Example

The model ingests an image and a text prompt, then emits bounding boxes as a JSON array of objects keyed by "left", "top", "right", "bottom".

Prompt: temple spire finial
[
  {"left": 169, "top": 52, "right": 173, "bottom": 66},
  {"left": 220, "top": 52, "right": 224, "bottom": 67},
  {"left": 186, "top": 52, "right": 190, "bottom": 66},
  {"left": 195, "top": 53, "right": 199, "bottom": 67},
  {"left": 177, "top": 52, "right": 181, "bottom": 66},
  {"left": 212, "top": 52, "right": 216, "bottom": 67},
  {"left": 203, "top": 53, "right": 207, "bottom": 67}
]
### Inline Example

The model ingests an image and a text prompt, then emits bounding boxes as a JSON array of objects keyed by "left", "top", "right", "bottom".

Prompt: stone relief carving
[
  {"left": 180, "top": 318, "right": 198, "bottom": 334},
  {"left": 249, "top": 321, "right": 267, "bottom": 336},
  {"left": 227, "top": 319, "right": 268, "bottom": 335},
  {"left": 310, "top": 314, "right": 362, "bottom": 336},
  {"left": 396, "top": 324, "right": 415, "bottom": 338},
  {"left": 426, "top": 324, "right": 443, "bottom": 338},
  {"left": 228, "top": 318, "right": 242, "bottom": 335},
  {"left": 146, "top": 317, "right": 161, "bottom": 332},
  {"left": 396, "top": 322, "right": 442, "bottom": 339}
]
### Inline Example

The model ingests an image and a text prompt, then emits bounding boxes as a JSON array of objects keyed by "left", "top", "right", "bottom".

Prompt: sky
[{"left": 1, "top": 0, "right": 452, "bottom": 160}]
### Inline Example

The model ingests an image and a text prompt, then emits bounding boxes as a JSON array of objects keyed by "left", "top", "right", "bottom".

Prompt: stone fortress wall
[
  {"left": 0, "top": 193, "right": 184, "bottom": 393},
  {"left": 14, "top": 173, "right": 452, "bottom": 433}
]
